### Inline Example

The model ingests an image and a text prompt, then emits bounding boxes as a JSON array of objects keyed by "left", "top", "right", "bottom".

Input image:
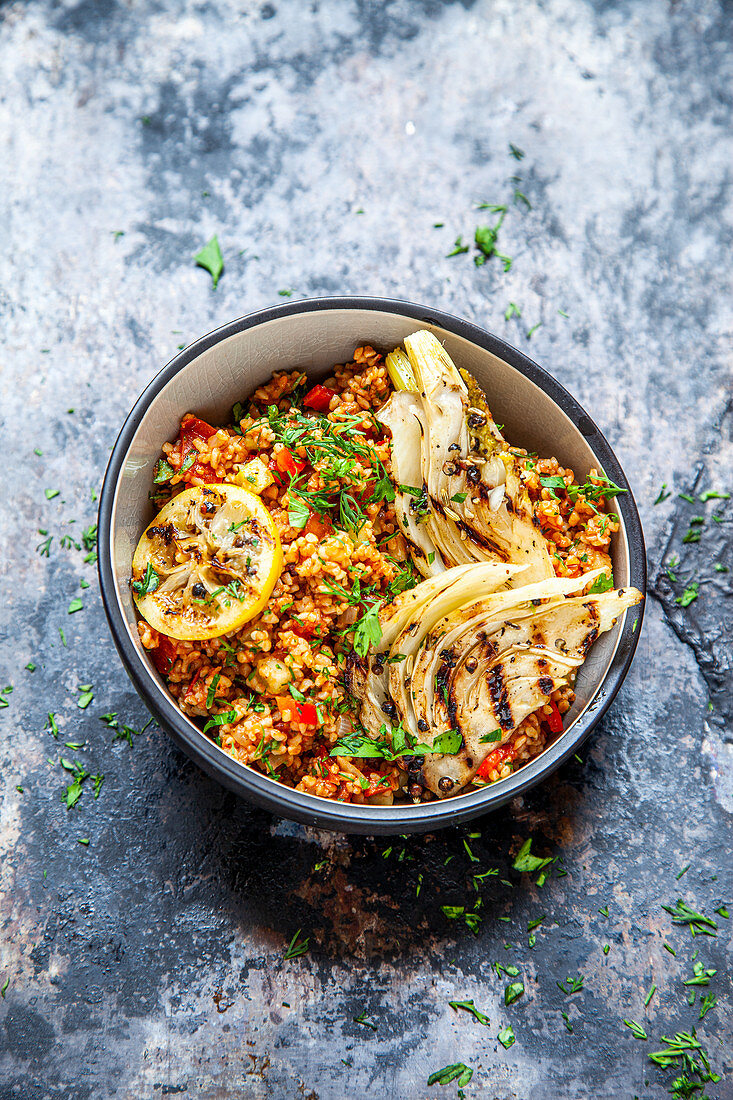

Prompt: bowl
[{"left": 98, "top": 297, "right": 646, "bottom": 835}]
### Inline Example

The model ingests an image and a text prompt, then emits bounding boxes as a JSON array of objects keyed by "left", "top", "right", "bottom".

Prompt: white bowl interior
[{"left": 110, "top": 308, "right": 631, "bottom": 791}]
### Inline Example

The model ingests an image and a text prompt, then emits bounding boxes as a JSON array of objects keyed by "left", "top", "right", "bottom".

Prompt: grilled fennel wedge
[
  {"left": 346, "top": 566, "right": 642, "bottom": 798},
  {"left": 379, "top": 330, "right": 555, "bottom": 581}
]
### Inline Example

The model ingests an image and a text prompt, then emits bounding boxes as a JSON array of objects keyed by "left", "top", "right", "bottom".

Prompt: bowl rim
[{"left": 98, "top": 295, "right": 646, "bottom": 835}]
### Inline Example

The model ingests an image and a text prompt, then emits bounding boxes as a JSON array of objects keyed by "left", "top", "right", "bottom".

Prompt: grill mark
[
  {"left": 147, "top": 523, "right": 175, "bottom": 544},
  {"left": 487, "top": 663, "right": 513, "bottom": 729},
  {"left": 343, "top": 652, "right": 368, "bottom": 697},
  {"left": 580, "top": 605, "right": 600, "bottom": 656},
  {"left": 538, "top": 675, "right": 554, "bottom": 695},
  {"left": 430, "top": 496, "right": 510, "bottom": 560}
]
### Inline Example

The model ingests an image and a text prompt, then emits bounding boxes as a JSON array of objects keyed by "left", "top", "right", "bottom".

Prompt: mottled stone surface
[{"left": 0, "top": 0, "right": 731, "bottom": 1097}]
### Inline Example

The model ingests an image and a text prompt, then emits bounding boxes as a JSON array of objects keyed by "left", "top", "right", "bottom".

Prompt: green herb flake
[
  {"left": 623, "top": 1019, "right": 647, "bottom": 1040},
  {"left": 76, "top": 689, "right": 94, "bottom": 710},
  {"left": 556, "top": 975, "right": 584, "bottom": 995},
  {"left": 505, "top": 302, "right": 521, "bottom": 321},
  {"left": 353, "top": 1009, "right": 377, "bottom": 1031},
  {"left": 676, "top": 582, "right": 699, "bottom": 608},
  {"left": 663, "top": 898, "right": 717, "bottom": 935},
  {"left": 699, "top": 993, "right": 717, "bottom": 1019},
  {"left": 526, "top": 322, "right": 542, "bottom": 339},
  {"left": 497, "top": 1025, "right": 515, "bottom": 1049},
  {"left": 352, "top": 603, "right": 383, "bottom": 657},
  {"left": 678, "top": 492, "right": 695, "bottom": 504},
  {"left": 653, "top": 484, "right": 671, "bottom": 504},
  {"left": 283, "top": 928, "right": 309, "bottom": 960},
  {"left": 588, "top": 572, "right": 614, "bottom": 594},
  {"left": 427, "top": 1064, "right": 473, "bottom": 1087},
  {"left": 68, "top": 598, "right": 83, "bottom": 614},
  {"left": 449, "top": 999, "right": 490, "bottom": 1027},
  {"left": 644, "top": 984, "right": 656, "bottom": 1006},
  {"left": 0, "top": 978, "right": 8, "bottom": 998},
  {"left": 512, "top": 838, "right": 553, "bottom": 875},
  {"left": 77, "top": 837, "right": 90, "bottom": 846},
  {"left": 509, "top": 144, "right": 525, "bottom": 160},
  {"left": 132, "top": 563, "right": 160, "bottom": 597},
  {"left": 699, "top": 490, "right": 729, "bottom": 501},
  {"left": 194, "top": 234, "right": 224, "bottom": 289},
  {"left": 45, "top": 488, "right": 60, "bottom": 500},
  {"left": 446, "top": 236, "right": 470, "bottom": 258},
  {"left": 504, "top": 981, "right": 524, "bottom": 1005},
  {"left": 206, "top": 673, "right": 221, "bottom": 710}
]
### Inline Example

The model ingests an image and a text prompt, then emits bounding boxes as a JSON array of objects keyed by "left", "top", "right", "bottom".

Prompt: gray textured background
[{"left": 1, "top": 0, "right": 731, "bottom": 1097}]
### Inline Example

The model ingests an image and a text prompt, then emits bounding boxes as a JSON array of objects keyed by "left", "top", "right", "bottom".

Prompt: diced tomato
[
  {"left": 152, "top": 635, "right": 178, "bottom": 676},
  {"left": 303, "top": 384, "right": 337, "bottom": 413},
  {"left": 275, "top": 696, "right": 319, "bottom": 726},
  {"left": 272, "top": 448, "right": 307, "bottom": 484},
  {"left": 475, "top": 739, "right": 517, "bottom": 780},
  {"left": 290, "top": 620, "right": 316, "bottom": 640},
  {"left": 364, "top": 773, "right": 392, "bottom": 798},
  {"left": 303, "top": 514, "right": 331, "bottom": 540},
  {"left": 545, "top": 699, "right": 564, "bottom": 734}
]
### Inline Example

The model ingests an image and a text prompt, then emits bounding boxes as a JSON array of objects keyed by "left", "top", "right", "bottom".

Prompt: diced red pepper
[
  {"left": 177, "top": 414, "right": 219, "bottom": 483},
  {"left": 303, "top": 384, "right": 337, "bottom": 413},
  {"left": 275, "top": 696, "right": 319, "bottom": 726},
  {"left": 545, "top": 699, "right": 564, "bottom": 734},
  {"left": 181, "top": 414, "right": 218, "bottom": 442},
  {"left": 272, "top": 448, "right": 306, "bottom": 484},
  {"left": 475, "top": 739, "right": 517, "bottom": 780},
  {"left": 152, "top": 635, "right": 178, "bottom": 676}
]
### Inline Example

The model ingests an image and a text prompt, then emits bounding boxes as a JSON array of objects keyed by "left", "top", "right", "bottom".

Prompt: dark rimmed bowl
[{"left": 98, "top": 297, "right": 646, "bottom": 835}]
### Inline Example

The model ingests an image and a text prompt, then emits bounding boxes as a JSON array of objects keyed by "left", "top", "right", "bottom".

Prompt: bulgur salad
[{"left": 131, "top": 332, "right": 642, "bottom": 805}]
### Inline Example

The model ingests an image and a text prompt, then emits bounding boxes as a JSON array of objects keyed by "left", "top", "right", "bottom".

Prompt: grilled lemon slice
[{"left": 131, "top": 484, "right": 283, "bottom": 641}]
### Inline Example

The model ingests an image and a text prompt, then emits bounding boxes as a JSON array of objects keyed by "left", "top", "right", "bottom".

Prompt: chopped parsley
[
  {"left": 194, "top": 234, "right": 224, "bottom": 289},
  {"left": 352, "top": 603, "right": 382, "bottom": 656},
  {"left": 446, "top": 236, "right": 470, "bottom": 257},
  {"left": 132, "top": 563, "right": 160, "bottom": 596},
  {"left": 676, "top": 582, "right": 699, "bottom": 608},
  {"left": 427, "top": 1064, "right": 472, "bottom": 1087},
  {"left": 699, "top": 490, "right": 729, "bottom": 501},
  {"left": 653, "top": 484, "right": 671, "bottom": 504},
  {"left": 202, "top": 710, "right": 237, "bottom": 735},
  {"left": 504, "top": 981, "right": 524, "bottom": 1005},
  {"left": 497, "top": 1025, "right": 515, "bottom": 1048}
]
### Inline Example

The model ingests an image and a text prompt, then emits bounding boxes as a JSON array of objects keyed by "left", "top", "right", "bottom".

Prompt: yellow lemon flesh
[{"left": 131, "top": 484, "right": 283, "bottom": 641}]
